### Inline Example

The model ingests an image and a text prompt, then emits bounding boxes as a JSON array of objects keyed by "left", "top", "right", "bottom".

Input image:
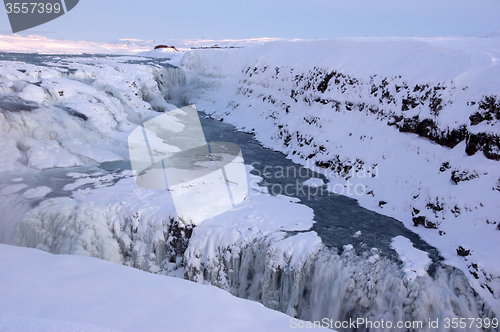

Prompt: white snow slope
[
  {"left": 179, "top": 36, "right": 500, "bottom": 311},
  {"left": 0, "top": 48, "right": 324, "bottom": 330},
  {"left": 0, "top": 33, "right": 500, "bottom": 322},
  {"left": 0, "top": 243, "right": 313, "bottom": 332}
]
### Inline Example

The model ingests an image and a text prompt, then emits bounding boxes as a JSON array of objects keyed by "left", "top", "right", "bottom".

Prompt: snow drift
[
  {"left": 180, "top": 36, "right": 500, "bottom": 310},
  {"left": 1, "top": 34, "right": 500, "bottom": 329}
]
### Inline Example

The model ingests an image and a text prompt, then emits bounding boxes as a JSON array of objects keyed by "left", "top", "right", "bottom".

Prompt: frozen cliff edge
[
  {"left": 179, "top": 36, "right": 500, "bottom": 312},
  {"left": 1, "top": 38, "right": 499, "bottom": 327}
]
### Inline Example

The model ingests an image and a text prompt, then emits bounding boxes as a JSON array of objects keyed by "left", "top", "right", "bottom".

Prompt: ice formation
[{"left": 1, "top": 34, "right": 500, "bottom": 329}]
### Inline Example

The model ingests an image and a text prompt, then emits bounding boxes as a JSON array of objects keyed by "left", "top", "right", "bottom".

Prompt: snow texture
[
  {"left": 1, "top": 33, "right": 500, "bottom": 324},
  {"left": 179, "top": 35, "right": 500, "bottom": 311},
  {"left": 0, "top": 54, "right": 185, "bottom": 172},
  {"left": 0, "top": 244, "right": 311, "bottom": 332},
  {"left": 0, "top": 316, "right": 120, "bottom": 332},
  {"left": 391, "top": 235, "right": 432, "bottom": 282},
  {"left": 302, "top": 178, "right": 325, "bottom": 187}
]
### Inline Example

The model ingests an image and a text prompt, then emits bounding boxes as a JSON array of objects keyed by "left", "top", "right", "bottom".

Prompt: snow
[
  {"left": 0, "top": 244, "right": 311, "bottom": 332},
  {"left": 391, "top": 235, "right": 432, "bottom": 282},
  {"left": 0, "top": 53, "right": 186, "bottom": 173},
  {"left": 16, "top": 164, "right": 315, "bottom": 269},
  {"left": 0, "top": 35, "right": 149, "bottom": 55},
  {"left": 0, "top": 34, "right": 283, "bottom": 59},
  {"left": 302, "top": 178, "right": 325, "bottom": 187},
  {"left": 0, "top": 316, "right": 120, "bottom": 332},
  {"left": 63, "top": 172, "right": 132, "bottom": 191},
  {"left": 23, "top": 186, "right": 52, "bottom": 199},
  {"left": 1, "top": 32, "right": 500, "bottom": 321},
  {"left": 179, "top": 34, "right": 500, "bottom": 311}
]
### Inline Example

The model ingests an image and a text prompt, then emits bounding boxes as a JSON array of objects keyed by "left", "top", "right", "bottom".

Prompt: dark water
[
  {"left": 24, "top": 109, "right": 442, "bottom": 268},
  {"left": 4, "top": 106, "right": 441, "bottom": 266},
  {"left": 197, "top": 112, "right": 443, "bottom": 269},
  {"left": 0, "top": 51, "right": 441, "bottom": 268},
  {"left": 0, "top": 52, "right": 177, "bottom": 71}
]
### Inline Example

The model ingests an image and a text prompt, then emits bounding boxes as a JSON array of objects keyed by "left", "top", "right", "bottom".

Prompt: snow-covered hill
[
  {"left": 0, "top": 244, "right": 311, "bottom": 332},
  {"left": 1, "top": 33, "right": 500, "bottom": 327},
  {"left": 179, "top": 36, "right": 500, "bottom": 309}
]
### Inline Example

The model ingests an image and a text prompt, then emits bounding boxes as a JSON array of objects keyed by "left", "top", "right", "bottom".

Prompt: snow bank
[
  {"left": 0, "top": 316, "right": 120, "bottom": 332},
  {"left": 391, "top": 235, "right": 432, "bottom": 281},
  {"left": 0, "top": 244, "right": 312, "bottom": 332},
  {"left": 180, "top": 35, "right": 500, "bottom": 309},
  {"left": 302, "top": 178, "right": 325, "bottom": 188},
  {"left": 0, "top": 55, "right": 186, "bottom": 173}
]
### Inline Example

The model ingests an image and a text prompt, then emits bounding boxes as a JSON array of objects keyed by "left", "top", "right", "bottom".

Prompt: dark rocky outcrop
[
  {"left": 457, "top": 246, "right": 471, "bottom": 257},
  {"left": 154, "top": 45, "right": 178, "bottom": 52},
  {"left": 412, "top": 216, "right": 438, "bottom": 229},
  {"left": 239, "top": 66, "right": 500, "bottom": 161},
  {"left": 451, "top": 169, "right": 479, "bottom": 184}
]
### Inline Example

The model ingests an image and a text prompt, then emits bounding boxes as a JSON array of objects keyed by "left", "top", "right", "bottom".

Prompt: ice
[
  {"left": 302, "top": 178, "right": 325, "bottom": 187},
  {"left": 0, "top": 54, "right": 187, "bottom": 246},
  {"left": 180, "top": 35, "right": 500, "bottom": 311},
  {"left": 1, "top": 34, "right": 500, "bottom": 325},
  {"left": 23, "top": 186, "right": 52, "bottom": 199},
  {"left": 0, "top": 55, "right": 187, "bottom": 173},
  {"left": 0, "top": 244, "right": 310, "bottom": 332},
  {"left": 16, "top": 164, "right": 314, "bottom": 272},
  {"left": 0, "top": 184, "right": 27, "bottom": 195},
  {"left": 391, "top": 235, "right": 432, "bottom": 282},
  {"left": 184, "top": 220, "right": 493, "bottom": 329}
]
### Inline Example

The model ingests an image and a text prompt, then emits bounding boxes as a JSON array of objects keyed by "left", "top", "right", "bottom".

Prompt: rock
[
  {"left": 457, "top": 246, "right": 470, "bottom": 257},
  {"left": 439, "top": 162, "right": 451, "bottom": 172},
  {"left": 451, "top": 169, "right": 479, "bottom": 184},
  {"left": 154, "top": 45, "right": 178, "bottom": 52},
  {"left": 412, "top": 216, "right": 438, "bottom": 229}
]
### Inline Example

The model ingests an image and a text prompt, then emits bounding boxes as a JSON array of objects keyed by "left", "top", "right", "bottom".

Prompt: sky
[{"left": 1, "top": 0, "right": 500, "bottom": 42}]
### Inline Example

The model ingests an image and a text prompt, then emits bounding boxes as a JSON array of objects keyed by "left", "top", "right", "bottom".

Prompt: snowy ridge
[
  {"left": 0, "top": 55, "right": 186, "bottom": 245},
  {"left": 1, "top": 36, "right": 500, "bottom": 327},
  {"left": 0, "top": 34, "right": 287, "bottom": 56},
  {"left": 0, "top": 56, "right": 185, "bottom": 172},
  {"left": 0, "top": 244, "right": 310, "bottom": 332},
  {"left": 184, "top": 220, "right": 493, "bottom": 329},
  {"left": 179, "top": 37, "right": 500, "bottom": 310},
  {"left": 0, "top": 34, "right": 150, "bottom": 54}
]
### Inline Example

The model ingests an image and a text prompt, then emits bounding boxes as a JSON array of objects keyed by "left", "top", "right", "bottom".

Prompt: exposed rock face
[
  {"left": 255, "top": 67, "right": 500, "bottom": 161},
  {"left": 181, "top": 45, "right": 500, "bottom": 307},
  {"left": 154, "top": 45, "right": 179, "bottom": 52}
]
